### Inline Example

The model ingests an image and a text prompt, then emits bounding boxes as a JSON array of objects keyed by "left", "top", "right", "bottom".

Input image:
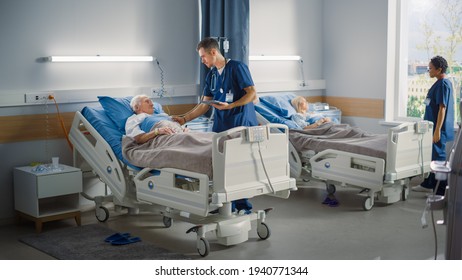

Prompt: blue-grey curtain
[{"left": 199, "top": 0, "right": 250, "bottom": 95}]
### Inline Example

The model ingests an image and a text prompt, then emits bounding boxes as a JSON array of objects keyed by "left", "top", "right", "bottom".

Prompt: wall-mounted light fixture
[
  {"left": 46, "top": 55, "right": 155, "bottom": 62},
  {"left": 249, "top": 55, "right": 306, "bottom": 87},
  {"left": 249, "top": 55, "right": 301, "bottom": 61}
]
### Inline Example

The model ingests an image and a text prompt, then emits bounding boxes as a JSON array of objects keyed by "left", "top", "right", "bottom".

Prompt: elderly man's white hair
[{"left": 130, "top": 94, "right": 150, "bottom": 112}]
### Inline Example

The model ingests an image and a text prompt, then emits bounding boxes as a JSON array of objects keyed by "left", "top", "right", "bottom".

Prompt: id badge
[
  {"left": 424, "top": 98, "right": 431, "bottom": 106},
  {"left": 225, "top": 90, "right": 234, "bottom": 103}
]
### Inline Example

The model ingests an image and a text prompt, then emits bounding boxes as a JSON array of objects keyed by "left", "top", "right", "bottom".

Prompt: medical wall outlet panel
[{"left": 24, "top": 92, "right": 53, "bottom": 103}]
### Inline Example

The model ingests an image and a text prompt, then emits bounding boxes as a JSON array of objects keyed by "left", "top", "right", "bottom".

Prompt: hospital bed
[
  {"left": 255, "top": 93, "right": 433, "bottom": 210},
  {"left": 68, "top": 96, "right": 296, "bottom": 257}
]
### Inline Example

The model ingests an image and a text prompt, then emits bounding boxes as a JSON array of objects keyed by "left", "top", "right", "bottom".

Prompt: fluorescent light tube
[
  {"left": 249, "top": 55, "right": 301, "bottom": 61},
  {"left": 47, "top": 56, "right": 154, "bottom": 62}
]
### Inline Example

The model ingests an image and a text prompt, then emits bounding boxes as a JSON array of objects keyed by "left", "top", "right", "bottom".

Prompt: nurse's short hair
[
  {"left": 130, "top": 94, "right": 149, "bottom": 112},
  {"left": 430, "top": 56, "right": 448, "bottom": 73},
  {"left": 197, "top": 37, "right": 220, "bottom": 53}
]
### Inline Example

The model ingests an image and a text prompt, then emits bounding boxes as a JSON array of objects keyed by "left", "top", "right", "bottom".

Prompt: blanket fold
[
  {"left": 289, "top": 123, "right": 387, "bottom": 160},
  {"left": 122, "top": 132, "right": 215, "bottom": 178}
]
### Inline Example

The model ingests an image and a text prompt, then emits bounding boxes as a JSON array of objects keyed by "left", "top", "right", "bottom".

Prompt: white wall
[
  {"left": 249, "top": 0, "right": 324, "bottom": 96},
  {"left": 0, "top": 0, "right": 200, "bottom": 223},
  {"left": 323, "top": 0, "right": 389, "bottom": 133},
  {"left": 0, "top": 0, "right": 199, "bottom": 94}
]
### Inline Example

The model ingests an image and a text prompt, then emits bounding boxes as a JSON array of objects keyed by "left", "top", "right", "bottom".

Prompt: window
[{"left": 387, "top": 0, "right": 461, "bottom": 124}]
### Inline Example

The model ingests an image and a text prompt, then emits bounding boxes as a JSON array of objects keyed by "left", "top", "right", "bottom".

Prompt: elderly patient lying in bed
[
  {"left": 125, "top": 94, "right": 189, "bottom": 144},
  {"left": 290, "top": 96, "right": 333, "bottom": 130},
  {"left": 122, "top": 94, "right": 215, "bottom": 178}
]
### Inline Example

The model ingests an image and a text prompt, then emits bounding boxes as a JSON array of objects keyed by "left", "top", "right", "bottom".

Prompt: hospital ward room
[{"left": 1, "top": 0, "right": 462, "bottom": 273}]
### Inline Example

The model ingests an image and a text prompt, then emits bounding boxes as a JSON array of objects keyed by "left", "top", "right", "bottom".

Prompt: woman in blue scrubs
[
  {"left": 173, "top": 37, "right": 258, "bottom": 211},
  {"left": 412, "top": 56, "right": 455, "bottom": 195}
]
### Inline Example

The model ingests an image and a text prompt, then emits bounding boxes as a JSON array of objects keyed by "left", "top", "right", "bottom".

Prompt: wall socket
[
  {"left": 24, "top": 92, "right": 53, "bottom": 103},
  {"left": 151, "top": 87, "right": 174, "bottom": 98},
  {"left": 151, "top": 88, "right": 163, "bottom": 96}
]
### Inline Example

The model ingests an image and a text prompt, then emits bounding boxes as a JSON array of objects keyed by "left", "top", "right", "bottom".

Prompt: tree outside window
[{"left": 406, "top": 0, "right": 461, "bottom": 123}]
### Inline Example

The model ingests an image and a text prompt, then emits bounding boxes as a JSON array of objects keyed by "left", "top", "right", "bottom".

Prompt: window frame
[
  {"left": 386, "top": 0, "right": 422, "bottom": 123},
  {"left": 386, "top": 0, "right": 461, "bottom": 125}
]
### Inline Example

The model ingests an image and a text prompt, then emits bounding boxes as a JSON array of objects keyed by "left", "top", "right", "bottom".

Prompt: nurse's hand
[
  {"left": 433, "top": 130, "right": 441, "bottom": 143},
  {"left": 172, "top": 116, "right": 186, "bottom": 125},
  {"left": 211, "top": 102, "right": 232, "bottom": 110}
]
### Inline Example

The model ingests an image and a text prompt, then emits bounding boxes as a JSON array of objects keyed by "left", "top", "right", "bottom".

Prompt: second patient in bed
[
  {"left": 290, "top": 96, "right": 333, "bottom": 129},
  {"left": 125, "top": 94, "right": 188, "bottom": 144}
]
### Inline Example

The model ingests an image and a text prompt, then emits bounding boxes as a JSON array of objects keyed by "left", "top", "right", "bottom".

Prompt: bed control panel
[
  {"left": 245, "top": 126, "right": 267, "bottom": 142},
  {"left": 415, "top": 121, "right": 430, "bottom": 134}
]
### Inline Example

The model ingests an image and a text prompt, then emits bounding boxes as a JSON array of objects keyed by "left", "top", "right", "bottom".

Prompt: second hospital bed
[
  {"left": 68, "top": 96, "right": 296, "bottom": 257},
  {"left": 255, "top": 93, "right": 433, "bottom": 210}
]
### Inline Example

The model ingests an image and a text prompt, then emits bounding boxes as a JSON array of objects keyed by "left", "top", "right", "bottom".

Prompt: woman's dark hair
[{"left": 430, "top": 56, "right": 449, "bottom": 73}]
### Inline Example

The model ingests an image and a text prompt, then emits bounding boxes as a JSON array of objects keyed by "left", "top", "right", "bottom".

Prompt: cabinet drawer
[{"left": 37, "top": 171, "right": 82, "bottom": 198}]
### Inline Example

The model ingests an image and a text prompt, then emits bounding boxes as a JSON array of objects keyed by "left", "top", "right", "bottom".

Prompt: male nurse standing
[{"left": 173, "top": 37, "right": 258, "bottom": 212}]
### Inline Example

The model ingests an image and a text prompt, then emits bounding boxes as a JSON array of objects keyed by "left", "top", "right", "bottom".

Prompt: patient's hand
[
  {"left": 158, "top": 127, "right": 176, "bottom": 135},
  {"left": 317, "top": 117, "right": 331, "bottom": 125}
]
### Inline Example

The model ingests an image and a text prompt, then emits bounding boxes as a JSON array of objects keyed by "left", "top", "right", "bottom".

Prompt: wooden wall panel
[
  {"left": 0, "top": 99, "right": 383, "bottom": 144},
  {"left": 160, "top": 104, "right": 197, "bottom": 116},
  {"left": 0, "top": 112, "right": 75, "bottom": 143},
  {"left": 0, "top": 104, "right": 198, "bottom": 144},
  {"left": 324, "top": 96, "right": 384, "bottom": 119}
]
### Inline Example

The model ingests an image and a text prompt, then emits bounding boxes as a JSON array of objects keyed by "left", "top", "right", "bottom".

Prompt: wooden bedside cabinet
[{"left": 14, "top": 164, "right": 83, "bottom": 233}]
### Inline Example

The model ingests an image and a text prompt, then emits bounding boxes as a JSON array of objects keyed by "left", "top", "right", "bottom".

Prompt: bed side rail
[
  {"left": 310, "top": 149, "right": 385, "bottom": 190},
  {"left": 69, "top": 111, "right": 128, "bottom": 201},
  {"left": 212, "top": 124, "right": 296, "bottom": 203},
  {"left": 134, "top": 167, "right": 211, "bottom": 217},
  {"left": 385, "top": 121, "right": 433, "bottom": 181}
]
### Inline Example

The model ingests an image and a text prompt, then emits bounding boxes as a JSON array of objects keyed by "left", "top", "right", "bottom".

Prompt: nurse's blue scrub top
[
  {"left": 424, "top": 78, "right": 455, "bottom": 143},
  {"left": 203, "top": 60, "right": 258, "bottom": 133}
]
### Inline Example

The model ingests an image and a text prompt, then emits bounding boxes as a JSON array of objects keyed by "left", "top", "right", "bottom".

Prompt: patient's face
[
  {"left": 299, "top": 99, "right": 308, "bottom": 112},
  {"left": 138, "top": 97, "right": 154, "bottom": 115}
]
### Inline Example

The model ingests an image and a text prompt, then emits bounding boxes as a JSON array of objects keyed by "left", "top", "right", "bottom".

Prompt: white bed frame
[
  {"left": 69, "top": 110, "right": 296, "bottom": 257},
  {"left": 256, "top": 113, "right": 433, "bottom": 210}
]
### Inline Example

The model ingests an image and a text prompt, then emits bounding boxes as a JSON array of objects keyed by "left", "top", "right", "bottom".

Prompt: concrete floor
[{"left": 0, "top": 178, "right": 446, "bottom": 260}]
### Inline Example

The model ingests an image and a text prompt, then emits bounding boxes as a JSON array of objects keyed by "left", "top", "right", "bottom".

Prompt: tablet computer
[{"left": 201, "top": 100, "right": 222, "bottom": 105}]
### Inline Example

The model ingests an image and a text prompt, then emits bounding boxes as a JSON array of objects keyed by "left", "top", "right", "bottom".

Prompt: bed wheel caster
[
  {"left": 162, "top": 216, "right": 172, "bottom": 228},
  {"left": 326, "top": 184, "right": 336, "bottom": 194},
  {"left": 257, "top": 222, "right": 271, "bottom": 240},
  {"left": 197, "top": 237, "right": 210, "bottom": 257},
  {"left": 402, "top": 187, "right": 409, "bottom": 201},
  {"left": 362, "top": 197, "right": 374, "bottom": 211},
  {"left": 95, "top": 206, "right": 109, "bottom": 222},
  {"left": 186, "top": 225, "right": 202, "bottom": 234}
]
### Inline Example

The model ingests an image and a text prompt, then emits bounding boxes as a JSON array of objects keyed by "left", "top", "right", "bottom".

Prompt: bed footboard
[
  {"left": 385, "top": 121, "right": 433, "bottom": 181},
  {"left": 211, "top": 124, "right": 297, "bottom": 206}
]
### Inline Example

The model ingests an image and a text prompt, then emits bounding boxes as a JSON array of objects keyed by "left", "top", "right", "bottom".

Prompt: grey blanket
[
  {"left": 122, "top": 132, "right": 215, "bottom": 178},
  {"left": 289, "top": 123, "right": 387, "bottom": 160}
]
